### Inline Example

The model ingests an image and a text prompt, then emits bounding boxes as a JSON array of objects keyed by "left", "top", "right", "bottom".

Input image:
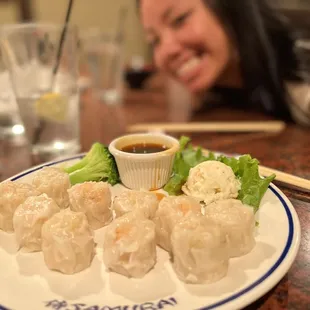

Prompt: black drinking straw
[
  {"left": 32, "top": 0, "right": 75, "bottom": 146},
  {"left": 53, "top": 0, "right": 74, "bottom": 77}
]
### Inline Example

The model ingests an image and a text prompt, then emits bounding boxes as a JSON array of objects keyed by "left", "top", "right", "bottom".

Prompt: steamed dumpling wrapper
[
  {"left": 171, "top": 215, "right": 229, "bottom": 284},
  {"left": 41, "top": 209, "right": 95, "bottom": 274},
  {"left": 13, "top": 194, "right": 60, "bottom": 252},
  {"left": 103, "top": 212, "right": 156, "bottom": 278},
  {"left": 154, "top": 195, "right": 202, "bottom": 252},
  {"left": 32, "top": 167, "right": 71, "bottom": 208},
  {"left": 0, "top": 181, "right": 41, "bottom": 232},
  {"left": 205, "top": 199, "right": 256, "bottom": 257},
  {"left": 182, "top": 161, "right": 241, "bottom": 205},
  {"left": 68, "top": 181, "right": 112, "bottom": 229},
  {"left": 113, "top": 190, "right": 159, "bottom": 219}
]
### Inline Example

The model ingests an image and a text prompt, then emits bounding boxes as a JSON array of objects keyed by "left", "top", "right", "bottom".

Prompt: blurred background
[{"left": 0, "top": 0, "right": 152, "bottom": 65}]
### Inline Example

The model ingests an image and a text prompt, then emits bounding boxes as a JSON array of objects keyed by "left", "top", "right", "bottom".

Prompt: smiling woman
[
  {"left": 137, "top": 0, "right": 310, "bottom": 126},
  {"left": 140, "top": 0, "right": 236, "bottom": 93}
]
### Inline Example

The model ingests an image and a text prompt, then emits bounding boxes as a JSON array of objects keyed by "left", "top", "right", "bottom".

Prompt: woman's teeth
[{"left": 177, "top": 57, "right": 201, "bottom": 77}]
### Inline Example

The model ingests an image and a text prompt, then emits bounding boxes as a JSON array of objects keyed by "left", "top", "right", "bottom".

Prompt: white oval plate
[{"left": 0, "top": 155, "right": 301, "bottom": 310}]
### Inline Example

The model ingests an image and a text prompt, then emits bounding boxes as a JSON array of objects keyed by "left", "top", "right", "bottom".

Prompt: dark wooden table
[{"left": 0, "top": 73, "right": 309, "bottom": 309}]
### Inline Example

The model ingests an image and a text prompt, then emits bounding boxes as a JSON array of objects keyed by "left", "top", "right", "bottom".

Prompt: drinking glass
[
  {"left": 80, "top": 28, "right": 124, "bottom": 105},
  {"left": 0, "top": 23, "right": 80, "bottom": 164},
  {"left": 0, "top": 48, "right": 25, "bottom": 139}
]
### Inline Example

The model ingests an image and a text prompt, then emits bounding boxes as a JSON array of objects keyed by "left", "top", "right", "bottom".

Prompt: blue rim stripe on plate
[
  {"left": 10, "top": 155, "right": 84, "bottom": 182},
  {"left": 3, "top": 156, "right": 294, "bottom": 310}
]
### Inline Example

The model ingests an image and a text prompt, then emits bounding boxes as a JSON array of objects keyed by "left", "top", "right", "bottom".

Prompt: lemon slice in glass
[{"left": 35, "top": 92, "right": 69, "bottom": 123}]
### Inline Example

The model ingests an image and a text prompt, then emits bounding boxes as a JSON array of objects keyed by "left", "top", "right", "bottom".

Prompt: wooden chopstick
[
  {"left": 127, "top": 121, "right": 286, "bottom": 133},
  {"left": 259, "top": 165, "right": 310, "bottom": 192}
]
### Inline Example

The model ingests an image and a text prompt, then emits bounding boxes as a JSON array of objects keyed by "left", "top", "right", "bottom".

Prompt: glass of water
[
  {"left": 0, "top": 48, "right": 25, "bottom": 140},
  {"left": 80, "top": 28, "right": 124, "bottom": 105},
  {"left": 0, "top": 23, "right": 80, "bottom": 164}
]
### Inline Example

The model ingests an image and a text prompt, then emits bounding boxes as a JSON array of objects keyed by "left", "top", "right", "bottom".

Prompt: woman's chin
[{"left": 185, "top": 78, "right": 215, "bottom": 94}]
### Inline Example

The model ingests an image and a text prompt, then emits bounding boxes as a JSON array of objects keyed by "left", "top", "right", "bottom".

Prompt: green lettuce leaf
[
  {"left": 164, "top": 136, "right": 275, "bottom": 212},
  {"left": 217, "top": 154, "right": 275, "bottom": 212}
]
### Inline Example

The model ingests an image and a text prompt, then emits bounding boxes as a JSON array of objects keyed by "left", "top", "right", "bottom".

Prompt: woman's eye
[
  {"left": 150, "top": 37, "right": 160, "bottom": 48},
  {"left": 171, "top": 11, "right": 191, "bottom": 28}
]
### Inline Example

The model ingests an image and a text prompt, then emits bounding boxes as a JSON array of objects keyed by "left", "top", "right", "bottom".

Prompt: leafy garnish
[
  {"left": 217, "top": 154, "right": 275, "bottom": 212},
  {"left": 164, "top": 136, "right": 275, "bottom": 212}
]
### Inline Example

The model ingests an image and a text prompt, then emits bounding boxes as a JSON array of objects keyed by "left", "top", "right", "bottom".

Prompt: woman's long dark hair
[
  {"left": 204, "top": 0, "right": 301, "bottom": 120},
  {"left": 137, "top": 0, "right": 301, "bottom": 120}
]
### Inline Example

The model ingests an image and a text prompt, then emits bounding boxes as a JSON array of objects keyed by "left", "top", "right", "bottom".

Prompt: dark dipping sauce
[{"left": 121, "top": 143, "right": 168, "bottom": 154}]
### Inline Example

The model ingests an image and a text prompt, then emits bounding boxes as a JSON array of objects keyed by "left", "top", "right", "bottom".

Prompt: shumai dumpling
[
  {"left": 205, "top": 199, "right": 256, "bottom": 257},
  {"left": 0, "top": 181, "right": 41, "bottom": 232},
  {"left": 41, "top": 209, "right": 95, "bottom": 274},
  {"left": 68, "top": 181, "right": 112, "bottom": 229},
  {"left": 103, "top": 212, "right": 156, "bottom": 278},
  {"left": 13, "top": 194, "right": 60, "bottom": 252},
  {"left": 113, "top": 190, "right": 159, "bottom": 219},
  {"left": 171, "top": 215, "right": 229, "bottom": 284},
  {"left": 32, "top": 166, "right": 70, "bottom": 208},
  {"left": 154, "top": 195, "right": 202, "bottom": 252}
]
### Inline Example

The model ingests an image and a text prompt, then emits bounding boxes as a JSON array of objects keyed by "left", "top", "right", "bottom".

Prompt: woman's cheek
[
  {"left": 153, "top": 51, "right": 161, "bottom": 68},
  {"left": 154, "top": 53, "right": 168, "bottom": 73}
]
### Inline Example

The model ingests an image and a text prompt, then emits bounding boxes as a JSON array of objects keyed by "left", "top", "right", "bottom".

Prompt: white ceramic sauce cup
[{"left": 108, "top": 133, "right": 179, "bottom": 190}]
